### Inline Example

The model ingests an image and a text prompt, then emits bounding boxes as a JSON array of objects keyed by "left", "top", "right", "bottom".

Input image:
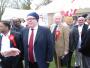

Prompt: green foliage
[
  {"left": 21, "top": 0, "right": 51, "bottom": 10},
  {"left": 21, "top": 2, "right": 31, "bottom": 10},
  {"left": 43, "top": 0, "right": 52, "bottom": 5}
]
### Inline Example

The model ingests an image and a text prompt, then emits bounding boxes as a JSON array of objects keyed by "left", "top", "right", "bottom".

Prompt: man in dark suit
[
  {"left": 79, "top": 15, "right": 90, "bottom": 68},
  {"left": 79, "top": 15, "right": 90, "bottom": 56},
  {"left": 79, "top": 28, "right": 90, "bottom": 55},
  {"left": 0, "top": 20, "right": 23, "bottom": 68},
  {"left": 68, "top": 16, "right": 88, "bottom": 68},
  {"left": 21, "top": 12, "right": 53, "bottom": 68}
]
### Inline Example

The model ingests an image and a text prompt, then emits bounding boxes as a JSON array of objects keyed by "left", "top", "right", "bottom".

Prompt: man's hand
[
  {"left": 0, "top": 48, "right": 20, "bottom": 57},
  {"left": 64, "top": 51, "right": 68, "bottom": 55},
  {"left": 46, "top": 61, "right": 50, "bottom": 63}
]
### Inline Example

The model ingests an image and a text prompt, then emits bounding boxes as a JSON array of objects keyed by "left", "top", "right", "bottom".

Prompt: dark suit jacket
[
  {"left": 79, "top": 29, "right": 90, "bottom": 56},
  {"left": 11, "top": 25, "right": 24, "bottom": 33},
  {"left": 0, "top": 31, "right": 23, "bottom": 68},
  {"left": 69, "top": 24, "right": 88, "bottom": 52},
  {"left": 21, "top": 26, "right": 53, "bottom": 68}
]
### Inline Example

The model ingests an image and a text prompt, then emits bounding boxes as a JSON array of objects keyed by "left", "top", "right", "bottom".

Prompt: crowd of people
[{"left": 0, "top": 11, "right": 90, "bottom": 68}]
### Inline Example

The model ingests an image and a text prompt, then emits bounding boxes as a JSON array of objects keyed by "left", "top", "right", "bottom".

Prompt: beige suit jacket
[{"left": 54, "top": 24, "right": 71, "bottom": 56}]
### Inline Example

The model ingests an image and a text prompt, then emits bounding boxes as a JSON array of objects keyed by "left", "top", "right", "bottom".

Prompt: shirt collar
[
  {"left": 78, "top": 24, "right": 84, "bottom": 27},
  {"left": 2, "top": 30, "right": 10, "bottom": 37},
  {"left": 30, "top": 25, "right": 38, "bottom": 30}
]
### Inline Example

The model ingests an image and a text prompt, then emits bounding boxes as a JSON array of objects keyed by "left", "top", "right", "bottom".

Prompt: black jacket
[{"left": 79, "top": 29, "right": 90, "bottom": 56}]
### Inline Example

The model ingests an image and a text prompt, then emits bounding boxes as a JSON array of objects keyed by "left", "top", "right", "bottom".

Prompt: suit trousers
[
  {"left": 29, "top": 62, "right": 39, "bottom": 68},
  {"left": 67, "top": 51, "right": 73, "bottom": 68},
  {"left": 75, "top": 50, "right": 82, "bottom": 67},
  {"left": 1, "top": 56, "right": 23, "bottom": 68},
  {"left": 82, "top": 55, "right": 90, "bottom": 68},
  {"left": 53, "top": 48, "right": 57, "bottom": 68}
]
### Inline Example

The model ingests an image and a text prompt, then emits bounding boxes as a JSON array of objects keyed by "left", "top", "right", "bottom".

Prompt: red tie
[{"left": 29, "top": 29, "right": 34, "bottom": 63}]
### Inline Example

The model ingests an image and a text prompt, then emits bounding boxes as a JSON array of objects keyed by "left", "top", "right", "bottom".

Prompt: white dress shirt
[
  {"left": 1, "top": 31, "right": 11, "bottom": 52},
  {"left": 77, "top": 25, "right": 83, "bottom": 48},
  {"left": 28, "top": 25, "right": 38, "bottom": 62},
  {"left": 88, "top": 25, "right": 90, "bottom": 29},
  {"left": 50, "top": 23, "right": 60, "bottom": 33}
]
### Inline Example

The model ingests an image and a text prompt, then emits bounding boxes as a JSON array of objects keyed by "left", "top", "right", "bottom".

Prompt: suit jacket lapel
[
  {"left": 81, "top": 24, "right": 88, "bottom": 40},
  {"left": 75, "top": 25, "right": 79, "bottom": 38},
  {"left": 34, "top": 26, "right": 40, "bottom": 45},
  {"left": 0, "top": 36, "right": 2, "bottom": 50},
  {"left": 25, "top": 28, "right": 29, "bottom": 46},
  {"left": 10, "top": 31, "right": 14, "bottom": 47}
]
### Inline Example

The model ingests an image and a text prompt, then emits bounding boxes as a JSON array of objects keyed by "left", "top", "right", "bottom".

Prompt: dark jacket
[
  {"left": 79, "top": 29, "right": 90, "bottom": 56},
  {"left": 21, "top": 26, "right": 54, "bottom": 68},
  {"left": 0, "top": 31, "right": 23, "bottom": 68},
  {"left": 69, "top": 24, "right": 88, "bottom": 52}
]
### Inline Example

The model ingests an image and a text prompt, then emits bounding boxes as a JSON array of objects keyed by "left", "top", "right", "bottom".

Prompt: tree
[
  {"left": 9, "top": 0, "right": 21, "bottom": 9},
  {"left": 21, "top": 0, "right": 51, "bottom": 10},
  {"left": 21, "top": 0, "right": 31, "bottom": 10},
  {"left": 0, "top": 0, "right": 9, "bottom": 20},
  {"left": 42, "top": 0, "right": 52, "bottom": 5}
]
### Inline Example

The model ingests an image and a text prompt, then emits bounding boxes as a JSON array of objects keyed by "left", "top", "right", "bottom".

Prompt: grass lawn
[
  {"left": 49, "top": 60, "right": 56, "bottom": 68},
  {"left": 49, "top": 60, "right": 75, "bottom": 68},
  {"left": 49, "top": 60, "right": 67, "bottom": 68},
  {"left": 49, "top": 52, "right": 76, "bottom": 68}
]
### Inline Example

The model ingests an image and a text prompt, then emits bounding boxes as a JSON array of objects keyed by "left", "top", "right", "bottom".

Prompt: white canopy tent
[
  {"left": 1, "top": 8, "right": 35, "bottom": 20},
  {"left": 1, "top": 8, "right": 48, "bottom": 27}
]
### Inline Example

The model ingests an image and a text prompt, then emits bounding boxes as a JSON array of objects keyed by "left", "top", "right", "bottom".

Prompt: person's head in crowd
[
  {"left": 82, "top": 14, "right": 88, "bottom": 22},
  {"left": 86, "top": 15, "right": 90, "bottom": 25},
  {"left": 0, "top": 20, "right": 11, "bottom": 34},
  {"left": 20, "top": 18, "right": 25, "bottom": 23},
  {"left": 73, "top": 16, "right": 78, "bottom": 21},
  {"left": 77, "top": 16, "right": 85, "bottom": 26},
  {"left": 12, "top": 18, "right": 21, "bottom": 27},
  {"left": 82, "top": 14, "right": 88, "bottom": 18},
  {"left": 53, "top": 13, "right": 62, "bottom": 24},
  {"left": 72, "top": 16, "right": 78, "bottom": 24},
  {"left": 26, "top": 12, "right": 39, "bottom": 28},
  {"left": 64, "top": 16, "right": 73, "bottom": 25}
]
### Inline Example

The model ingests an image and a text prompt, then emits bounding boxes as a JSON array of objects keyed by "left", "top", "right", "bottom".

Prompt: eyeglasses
[
  {"left": 78, "top": 20, "right": 84, "bottom": 21},
  {"left": 26, "top": 18, "right": 36, "bottom": 21}
]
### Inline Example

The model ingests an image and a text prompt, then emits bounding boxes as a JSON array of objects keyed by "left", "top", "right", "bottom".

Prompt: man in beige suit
[{"left": 50, "top": 13, "right": 71, "bottom": 68}]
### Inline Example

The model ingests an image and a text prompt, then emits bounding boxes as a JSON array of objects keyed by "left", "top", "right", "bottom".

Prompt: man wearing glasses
[{"left": 21, "top": 12, "right": 53, "bottom": 68}]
